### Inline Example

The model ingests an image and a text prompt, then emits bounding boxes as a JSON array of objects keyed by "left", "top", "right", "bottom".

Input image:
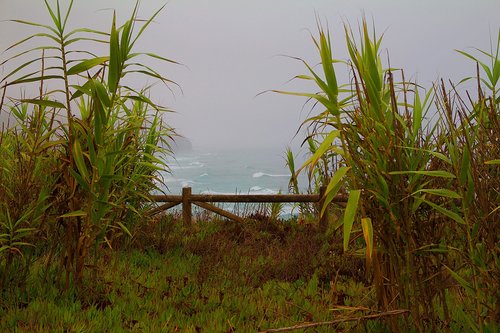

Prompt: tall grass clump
[
  {"left": 0, "top": 100, "right": 56, "bottom": 290},
  {"left": 278, "top": 19, "right": 499, "bottom": 331},
  {"left": 0, "top": 0, "right": 176, "bottom": 292}
]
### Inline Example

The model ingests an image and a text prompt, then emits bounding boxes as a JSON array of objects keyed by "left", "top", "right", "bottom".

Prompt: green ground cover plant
[
  {"left": 0, "top": 215, "right": 384, "bottom": 332},
  {"left": 0, "top": 1, "right": 498, "bottom": 332}
]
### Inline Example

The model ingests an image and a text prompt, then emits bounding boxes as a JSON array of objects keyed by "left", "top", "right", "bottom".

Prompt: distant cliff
[{"left": 170, "top": 136, "right": 193, "bottom": 154}]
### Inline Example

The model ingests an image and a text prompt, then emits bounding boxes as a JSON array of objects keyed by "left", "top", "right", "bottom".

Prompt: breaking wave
[{"left": 252, "top": 172, "right": 290, "bottom": 178}]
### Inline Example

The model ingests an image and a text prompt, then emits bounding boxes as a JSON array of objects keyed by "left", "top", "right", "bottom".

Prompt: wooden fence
[{"left": 148, "top": 187, "right": 348, "bottom": 228}]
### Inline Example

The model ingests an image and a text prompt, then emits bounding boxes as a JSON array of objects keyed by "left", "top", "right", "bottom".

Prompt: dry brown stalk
[{"left": 259, "top": 309, "right": 409, "bottom": 333}]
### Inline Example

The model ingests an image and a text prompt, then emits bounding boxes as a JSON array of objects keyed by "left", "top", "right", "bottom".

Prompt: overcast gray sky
[{"left": 1, "top": 0, "right": 499, "bottom": 150}]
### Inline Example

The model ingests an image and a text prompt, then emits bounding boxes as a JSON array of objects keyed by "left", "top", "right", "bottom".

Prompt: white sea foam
[
  {"left": 199, "top": 187, "right": 279, "bottom": 195},
  {"left": 250, "top": 186, "right": 263, "bottom": 192},
  {"left": 200, "top": 190, "right": 234, "bottom": 195},
  {"left": 171, "top": 161, "right": 205, "bottom": 170},
  {"left": 180, "top": 179, "right": 197, "bottom": 188},
  {"left": 252, "top": 172, "right": 290, "bottom": 178},
  {"left": 160, "top": 148, "right": 309, "bottom": 198},
  {"left": 248, "top": 186, "right": 278, "bottom": 194},
  {"left": 257, "top": 188, "right": 279, "bottom": 195},
  {"left": 280, "top": 204, "right": 298, "bottom": 217},
  {"left": 162, "top": 176, "right": 179, "bottom": 183}
]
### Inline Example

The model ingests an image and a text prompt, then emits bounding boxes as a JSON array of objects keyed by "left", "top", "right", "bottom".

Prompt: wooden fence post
[
  {"left": 182, "top": 187, "right": 192, "bottom": 226},
  {"left": 319, "top": 186, "right": 328, "bottom": 231}
]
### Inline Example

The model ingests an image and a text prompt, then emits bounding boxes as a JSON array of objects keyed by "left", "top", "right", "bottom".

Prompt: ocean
[
  {"left": 158, "top": 147, "right": 310, "bottom": 216},
  {"left": 160, "top": 147, "right": 308, "bottom": 195}
]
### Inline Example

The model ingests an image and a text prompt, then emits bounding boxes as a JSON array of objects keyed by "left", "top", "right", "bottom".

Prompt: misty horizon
[{"left": 1, "top": 0, "right": 499, "bottom": 151}]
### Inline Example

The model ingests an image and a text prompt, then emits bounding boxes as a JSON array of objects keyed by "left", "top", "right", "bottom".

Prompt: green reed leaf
[
  {"left": 59, "top": 210, "right": 87, "bottom": 218},
  {"left": 124, "top": 69, "right": 177, "bottom": 86},
  {"left": 389, "top": 170, "right": 456, "bottom": 178},
  {"left": 64, "top": 27, "right": 109, "bottom": 40},
  {"left": 91, "top": 79, "right": 111, "bottom": 108},
  {"left": 398, "top": 146, "right": 451, "bottom": 165},
  {"left": 37, "top": 139, "right": 66, "bottom": 153},
  {"left": 9, "top": 75, "right": 64, "bottom": 86},
  {"left": 271, "top": 90, "right": 338, "bottom": 114},
  {"left": 318, "top": 29, "right": 338, "bottom": 100},
  {"left": 459, "top": 147, "right": 471, "bottom": 185},
  {"left": 20, "top": 99, "right": 66, "bottom": 109},
  {"left": 321, "top": 166, "right": 350, "bottom": 216},
  {"left": 116, "top": 221, "right": 132, "bottom": 238},
  {"left": 361, "top": 217, "right": 373, "bottom": 263},
  {"left": 300, "top": 130, "right": 341, "bottom": 176},
  {"left": 129, "top": 52, "right": 180, "bottom": 65},
  {"left": 61, "top": 0, "right": 74, "bottom": 31},
  {"left": 70, "top": 80, "right": 94, "bottom": 100},
  {"left": 443, "top": 265, "right": 474, "bottom": 293},
  {"left": 43, "top": 0, "right": 62, "bottom": 32},
  {"left": 72, "top": 138, "right": 90, "bottom": 183},
  {"left": 343, "top": 189, "right": 361, "bottom": 251},
  {"left": 1, "top": 57, "right": 42, "bottom": 83},
  {"left": 423, "top": 200, "right": 465, "bottom": 224},
  {"left": 7, "top": 19, "right": 58, "bottom": 36},
  {"left": 130, "top": 4, "right": 166, "bottom": 51},
  {"left": 108, "top": 11, "right": 121, "bottom": 93},
  {"left": 67, "top": 56, "right": 109, "bottom": 75},
  {"left": 412, "top": 188, "right": 462, "bottom": 199}
]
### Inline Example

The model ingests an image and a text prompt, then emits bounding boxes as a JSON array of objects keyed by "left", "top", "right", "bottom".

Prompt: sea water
[{"left": 158, "top": 147, "right": 310, "bottom": 216}]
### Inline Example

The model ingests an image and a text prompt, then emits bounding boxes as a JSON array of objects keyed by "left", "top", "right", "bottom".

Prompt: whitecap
[
  {"left": 200, "top": 190, "right": 234, "bottom": 195},
  {"left": 248, "top": 186, "right": 279, "bottom": 195},
  {"left": 249, "top": 186, "right": 263, "bottom": 192},
  {"left": 257, "top": 188, "right": 279, "bottom": 195},
  {"left": 180, "top": 179, "right": 197, "bottom": 188},
  {"left": 189, "top": 161, "right": 204, "bottom": 167},
  {"left": 252, "top": 172, "right": 290, "bottom": 178},
  {"left": 162, "top": 176, "right": 179, "bottom": 183},
  {"left": 170, "top": 162, "right": 205, "bottom": 170}
]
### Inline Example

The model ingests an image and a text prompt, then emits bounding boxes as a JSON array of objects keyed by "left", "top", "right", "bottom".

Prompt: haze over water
[{"left": 1, "top": 0, "right": 498, "bottom": 149}]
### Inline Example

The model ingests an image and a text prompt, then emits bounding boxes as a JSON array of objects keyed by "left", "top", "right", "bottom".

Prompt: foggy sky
[{"left": 1, "top": 0, "right": 499, "bottom": 150}]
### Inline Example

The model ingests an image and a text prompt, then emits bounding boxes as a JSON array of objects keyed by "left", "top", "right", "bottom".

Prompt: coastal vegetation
[
  {"left": 280, "top": 20, "right": 499, "bottom": 332},
  {"left": 0, "top": 1, "right": 498, "bottom": 332}
]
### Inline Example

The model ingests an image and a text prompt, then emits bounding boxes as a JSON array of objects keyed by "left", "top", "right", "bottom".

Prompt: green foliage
[
  {"left": 0, "top": 0, "right": 176, "bottom": 290},
  {"left": 280, "top": 19, "right": 499, "bottom": 332}
]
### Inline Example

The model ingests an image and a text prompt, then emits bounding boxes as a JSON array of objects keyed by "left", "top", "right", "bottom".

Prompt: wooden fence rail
[{"left": 148, "top": 187, "right": 348, "bottom": 228}]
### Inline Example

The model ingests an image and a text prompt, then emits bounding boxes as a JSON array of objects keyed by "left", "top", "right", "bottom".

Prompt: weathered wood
[
  {"left": 146, "top": 201, "right": 181, "bottom": 217},
  {"left": 182, "top": 187, "right": 192, "bottom": 226},
  {"left": 190, "top": 193, "right": 320, "bottom": 203},
  {"left": 193, "top": 201, "right": 245, "bottom": 223},
  {"left": 149, "top": 194, "right": 182, "bottom": 202},
  {"left": 150, "top": 192, "right": 348, "bottom": 204},
  {"left": 318, "top": 186, "right": 328, "bottom": 230},
  {"left": 149, "top": 187, "right": 348, "bottom": 228},
  {"left": 259, "top": 309, "right": 409, "bottom": 332}
]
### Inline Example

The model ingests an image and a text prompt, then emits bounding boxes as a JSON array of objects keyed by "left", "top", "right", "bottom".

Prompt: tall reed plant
[
  {"left": 0, "top": 0, "right": 176, "bottom": 290},
  {"left": 278, "top": 19, "right": 499, "bottom": 331}
]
